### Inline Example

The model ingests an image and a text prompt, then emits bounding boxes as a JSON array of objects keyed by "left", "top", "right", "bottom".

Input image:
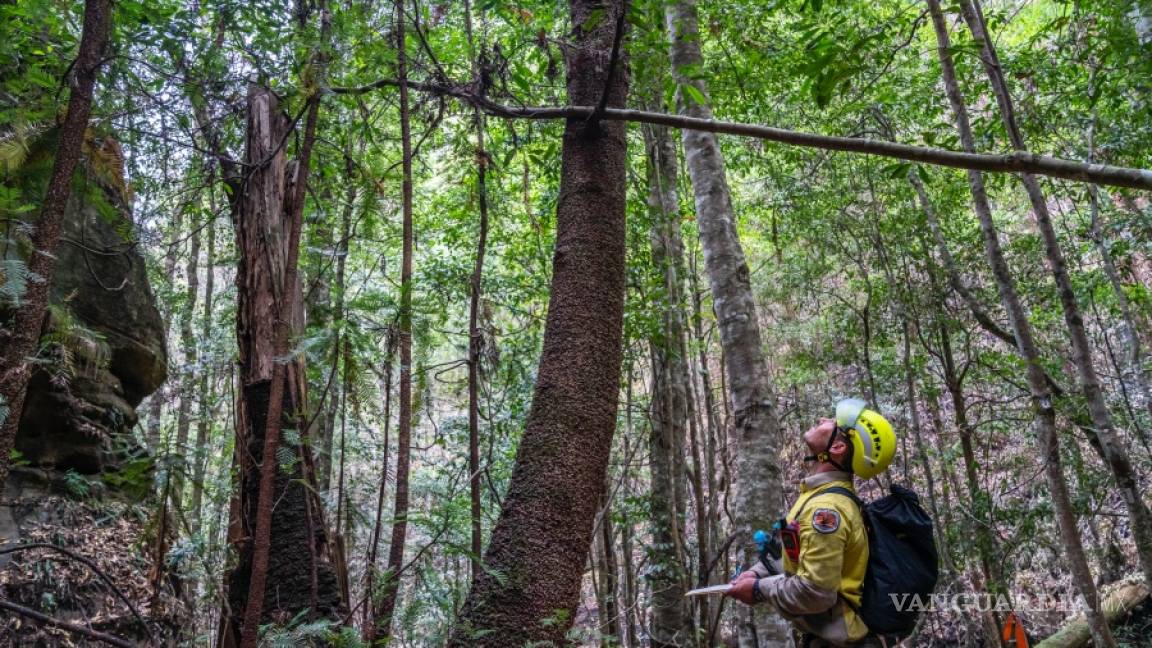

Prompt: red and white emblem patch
[{"left": 812, "top": 508, "right": 841, "bottom": 534}]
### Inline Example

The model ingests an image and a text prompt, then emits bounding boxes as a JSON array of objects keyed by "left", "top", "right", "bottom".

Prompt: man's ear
[{"left": 831, "top": 437, "right": 850, "bottom": 455}]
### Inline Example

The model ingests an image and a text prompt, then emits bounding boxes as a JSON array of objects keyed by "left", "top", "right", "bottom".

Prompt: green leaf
[
  {"left": 581, "top": 7, "right": 606, "bottom": 33},
  {"left": 682, "top": 83, "right": 707, "bottom": 106}
]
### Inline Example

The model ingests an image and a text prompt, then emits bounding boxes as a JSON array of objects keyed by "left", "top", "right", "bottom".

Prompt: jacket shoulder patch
[{"left": 811, "top": 508, "right": 841, "bottom": 534}]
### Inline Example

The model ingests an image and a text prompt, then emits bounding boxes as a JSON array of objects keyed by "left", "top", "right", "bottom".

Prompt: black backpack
[{"left": 823, "top": 484, "right": 939, "bottom": 637}]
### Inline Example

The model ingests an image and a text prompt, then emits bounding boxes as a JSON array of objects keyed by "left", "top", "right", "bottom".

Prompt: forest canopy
[{"left": 1, "top": 0, "right": 1151, "bottom": 646}]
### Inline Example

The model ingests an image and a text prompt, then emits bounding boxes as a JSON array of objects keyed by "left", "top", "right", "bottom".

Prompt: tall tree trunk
[
  {"left": 597, "top": 491, "right": 621, "bottom": 646},
  {"left": 363, "top": 333, "right": 396, "bottom": 640},
  {"left": 463, "top": 0, "right": 489, "bottom": 582},
  {"left": 911, "top": 170, "right": 1008, "bottom": 647},
  {"left": 926, "top": 1, "right": 1116, "bottom": 644},
  {"left": 219, "top": 82, "right": 342, "bottom": 648},
  {"left": 666, "top": 1, "right": 788, "bottom": 644},
  {"left": 621, "top": 372, "right": 640, "bottom": 648},
  {"left": 0, "top": 0, "right": 112, "bottom": 494},
  {"left": 190, "top": 213, "right": 216, "bottom": 527},
  {"left": 173, "top": 214, "right": 201, "bottom": 507},
  {"left": 447, "top": 1, "right": 630, "bottom": 644},
  {"left": 643, "top": 115, "right": 694, "bottom": 647},
  {"left": 370, "top": 1, "right": 416, "bottom": 638},
  {"left": 958, "top": 0, "right": 1152, "bottom": 588}
]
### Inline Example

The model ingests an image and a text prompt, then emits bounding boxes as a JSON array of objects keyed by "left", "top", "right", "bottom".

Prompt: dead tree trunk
[
  {"left": 447, "top": 1, "right": 630, "bottom": 644},
  {"left": 218, "top": 84, "right": 342, "bottom": 648},
  {"left": 0, "top": 0, "right": 112, "bottom": 495},
  {"left": 958, "top": 0, "right": 1152, "bottom": 588},
  {"left": 926, "top": 1, "right": 1116, "bottom": 644},
  {"left": 666, "top": 0, "right": 788, "bottom": 644}
]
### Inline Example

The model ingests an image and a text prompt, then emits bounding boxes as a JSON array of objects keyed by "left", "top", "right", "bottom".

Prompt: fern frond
[
  {"left": 0, "top": 121, "right": 49, "bottom": 175},
  {"left": 0, "top": 257, "right": 32, "bottom": 304}
]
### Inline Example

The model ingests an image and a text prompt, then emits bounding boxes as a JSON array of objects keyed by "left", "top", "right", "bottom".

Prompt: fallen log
[{"left": 1035, "top": 578, "right": 1149, "bottom": 648}]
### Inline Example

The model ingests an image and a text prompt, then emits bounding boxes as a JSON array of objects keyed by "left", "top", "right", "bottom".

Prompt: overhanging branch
[{"left": 329, "top": 79, "right": 1152, "bottom": 190}]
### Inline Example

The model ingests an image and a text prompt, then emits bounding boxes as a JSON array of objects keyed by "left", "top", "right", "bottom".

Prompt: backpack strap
[{"left": 821, "top": 486, "right": 864, "bottom": 510}]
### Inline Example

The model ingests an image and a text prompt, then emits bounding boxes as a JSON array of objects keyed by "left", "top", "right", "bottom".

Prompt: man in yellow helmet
[{"left": 727, "top": 399, "right": 897, "bottom": 648}]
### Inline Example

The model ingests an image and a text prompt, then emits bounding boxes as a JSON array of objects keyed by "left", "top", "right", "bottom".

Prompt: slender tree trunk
[
  {"left": 371, "top": 1, "right": 416, "bottom": 638},
  {"left": 598, "top": 490, "right": 621, "bottom": 646},
  {"left": 926, "top": 1, "right": 1115, "bottom": 644},
  {"left": 0, "top": 0, "right": 112, "bottom": 494},
  {"left": 643, "top": 115, "right": 694, "bottom": 647},
  {"left": 363, "top": 333, "right": 396, "bottom": 641},
  {"left": 621, "top": 373, "right": 639, "bottom": 648},
  {"left": 958, "top": 0, "right": 1152, "bottom": 588},
  {"left": 173, "top": 215, "right": 201, "bottom": 507},
  {"left": 1085, "top": 69, "right": 1152, "bottom": 451},
  {"left": 447, "top": 1, "right": 630, "bottom": 644},
  {"left": 190, "top": 211, "right": 216, "bottom": 527},
  {"left": 463, "top": 0, "right": 489, "bottom": 582},
  {"left": 666, "top": 1, "right": 788, "bottom": 644}
]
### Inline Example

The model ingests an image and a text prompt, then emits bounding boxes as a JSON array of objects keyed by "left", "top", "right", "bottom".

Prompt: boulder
[{"left": 2, "top": 133, "right": 167, "bottom": 474}]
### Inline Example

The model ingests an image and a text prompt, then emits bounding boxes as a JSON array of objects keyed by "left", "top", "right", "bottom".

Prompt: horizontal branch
[
  {"left": 328, "top": 79, "right": 1152, "bottom": 191},
  {"left": 0, "top": 598, "right": 135, "bottom": 648},
  {"left": 0, "top": 542, "right": 150, "bottom": 633}
]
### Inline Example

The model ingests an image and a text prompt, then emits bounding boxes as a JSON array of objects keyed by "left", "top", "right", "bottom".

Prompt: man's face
[
  {"left": 802, "top": 417, "right": 848, "bottom": 473},
  {"left": 804, "top": 418, "right": 836, "bottom": 454}
]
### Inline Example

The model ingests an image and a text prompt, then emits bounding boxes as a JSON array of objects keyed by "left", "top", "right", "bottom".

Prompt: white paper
[{"left": 683, "top": 583, "right": 733, "bottom": 597}]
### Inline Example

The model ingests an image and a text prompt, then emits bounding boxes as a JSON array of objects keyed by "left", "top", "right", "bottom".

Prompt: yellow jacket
[{"left": 751, "top": 471, "right": 870, "bottom": 646}]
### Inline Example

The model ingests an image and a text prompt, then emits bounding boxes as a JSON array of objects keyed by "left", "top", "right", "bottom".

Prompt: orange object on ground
[{"left": 1001, "top": 612, "right": 1029, "bottom": 647}]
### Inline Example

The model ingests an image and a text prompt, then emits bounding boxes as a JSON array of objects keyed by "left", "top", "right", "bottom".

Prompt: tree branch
[
  {"left": 0, "top": 542, "right": 151, "bottom": 633},
  {"left": 328, "top": 79, "right": 1152, "bottom": 190},
  {"left": 0, "top": 598, "right": 135, "bottom": 648}
]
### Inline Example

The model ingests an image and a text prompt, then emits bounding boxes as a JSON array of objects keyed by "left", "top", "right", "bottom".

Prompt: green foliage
[{"left": 62, "top": 469, "right": 92, "bottom": 499}]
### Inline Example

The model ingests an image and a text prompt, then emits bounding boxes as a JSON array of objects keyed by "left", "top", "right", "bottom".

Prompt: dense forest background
[{"left": 1, "top": 0, "right": 1151, "bottom": 645}]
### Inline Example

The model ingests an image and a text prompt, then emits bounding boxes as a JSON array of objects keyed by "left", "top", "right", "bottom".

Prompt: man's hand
[
  {"left": 734, "top": 570, "right": 758, "bottom": 583},
  {"left": 727, "top": 576, "right": 760, "bottom": 605}
]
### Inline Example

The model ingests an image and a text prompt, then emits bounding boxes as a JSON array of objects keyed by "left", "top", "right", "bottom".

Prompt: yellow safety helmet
[{"left": 834, "top": 398, "right": 896, "bottom": 479}]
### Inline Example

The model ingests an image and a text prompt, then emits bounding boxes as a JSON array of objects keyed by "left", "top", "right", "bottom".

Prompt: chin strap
[{"left": 804, "top": 425, "right": 850, "bottom": 472}]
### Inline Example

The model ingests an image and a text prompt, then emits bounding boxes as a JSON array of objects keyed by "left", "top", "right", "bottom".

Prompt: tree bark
[
  {"left": 958, "top": 0, "right": 1152, "bottom": 588},
  {"left": 0, "top": 0, "right": 112, "bottom": 495},
  {"left": 666, "top": 1, "right": 788, "bottom": 644},
  {"left": 926, "top": 1, "right": 1115, "bottom": 644},
  {"left": 447, "top": 1, "right": 629, "bottom": 644}
]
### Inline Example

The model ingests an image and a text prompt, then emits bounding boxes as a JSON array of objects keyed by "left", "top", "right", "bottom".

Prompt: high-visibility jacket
[{"left": 751, "top": 471, "right": 870, "bottom": 646}]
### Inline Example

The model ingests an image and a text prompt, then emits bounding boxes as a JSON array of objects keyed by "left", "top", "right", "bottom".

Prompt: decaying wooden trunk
[{"left": 218, "top": 86, "right": 342, "bottom": 647}]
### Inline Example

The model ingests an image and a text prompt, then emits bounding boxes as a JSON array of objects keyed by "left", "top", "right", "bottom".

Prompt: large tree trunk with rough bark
[
  {"left": 0, "top": 0, "right": 112, "bottom": 496},
  {"left": 957, "top": 0, "right": 1152, "bottom": 587},
  {"left": 666, "top": 0, "right": 788, "bottom": 644},
  {"left": 643, "top": 116, "right": 694, "bottom": 647},
  {"left": 447, "top": 1, "right": 629, "bottom": 644},
  {"left": 218, "top": 85, "right": 343, "bottom": 648},
  {"left": 926, "top": 1, "right": 1116, "bottom": 645}
]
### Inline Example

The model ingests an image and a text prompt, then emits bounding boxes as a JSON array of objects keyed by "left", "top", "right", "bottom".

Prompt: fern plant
[{"left": 33, "top": 303, "right": 110, "bottom": 389}]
